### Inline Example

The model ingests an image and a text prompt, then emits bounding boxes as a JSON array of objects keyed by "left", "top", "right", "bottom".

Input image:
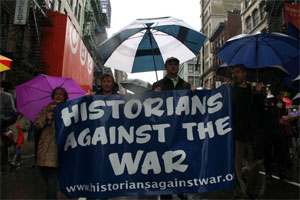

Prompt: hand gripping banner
[{"left": 55, "top": 85, "right": 233, "bottom": 199}]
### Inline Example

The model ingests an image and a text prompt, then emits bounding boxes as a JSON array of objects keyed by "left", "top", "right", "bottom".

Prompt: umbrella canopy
[
  {"left": 292, "top": 74, "right": 300, "bottom": 88},
  {"left": 217, "top": 64, "right": 290, "bottom": 83},
  {"left": 292, "top": 92, "right": 300, "bottom": 105},
  {"left": 216, "top": 32, "right": 299, "bottom": 73},
  {"left": 121, "top": 78, "right": 152, "bottom": 94},
  {"left": 97, "top": 16, "right": 206, "bottom": 79},
  {"left": 0, "top": 55, "right": 12, "bottom": 72},
  {"left": 16, "top": 74, "right": 86, "bottom": 122}
]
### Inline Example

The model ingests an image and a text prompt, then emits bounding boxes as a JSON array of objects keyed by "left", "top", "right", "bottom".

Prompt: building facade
[
  {"left": 1, "top": 0, "right": 110, "bottom": 92},
  {"left": 209, "top": 9, "right": 242, "bottom": 88},
  {"left": 199, "top": 0, "right": 241, "bottom": 88},
  {"left": 178, "top": 57, "right": 202, "bottom": 88},
  {"left": 240, "top": 0, "right": 268, "bottom": 34}
]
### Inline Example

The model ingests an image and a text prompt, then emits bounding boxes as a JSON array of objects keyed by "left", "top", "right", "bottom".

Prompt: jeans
[{"left": 40, "top": 167, "right": 58, "bottom": 199}]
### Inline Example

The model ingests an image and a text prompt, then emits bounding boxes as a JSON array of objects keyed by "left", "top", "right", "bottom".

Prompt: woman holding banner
[{"left": 34, "top": 87, "right": 68, "bottom": 199}]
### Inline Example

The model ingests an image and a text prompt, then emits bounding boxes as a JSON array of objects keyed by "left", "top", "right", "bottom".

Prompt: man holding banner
[
  {"left": 152, "top": 57, "right": 191, "bottom": 200},
  {"left": 230, "top": 64, "right": 265, "bottom": 199},
  {"left": 55, "top": 64, "right": 234, "bottom": 199}
]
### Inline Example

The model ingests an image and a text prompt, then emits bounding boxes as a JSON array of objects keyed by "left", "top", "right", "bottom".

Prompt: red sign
[
  {"left": 41, "top": 11, "right": 94, "bottom": 91},
  {"left": 284, "top": 2, "right": 300, "bottom": 30}
]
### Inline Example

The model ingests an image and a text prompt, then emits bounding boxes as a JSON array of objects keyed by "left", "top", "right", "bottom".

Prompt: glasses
[{"left": 54, "top": 92, "right": 64, "bottom": 96}]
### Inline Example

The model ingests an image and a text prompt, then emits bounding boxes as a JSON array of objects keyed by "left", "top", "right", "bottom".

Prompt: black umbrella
[
  {"left": 121, "top": 79, "right": 152, "bottom": 94},
  {"left": 217, "top": 64, "right": 290, "bottom": 83}
]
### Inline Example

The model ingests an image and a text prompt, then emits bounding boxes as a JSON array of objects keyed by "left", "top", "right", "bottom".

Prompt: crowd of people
[{"left": 1, "top": 57, "right": 299, "bottom": 200}]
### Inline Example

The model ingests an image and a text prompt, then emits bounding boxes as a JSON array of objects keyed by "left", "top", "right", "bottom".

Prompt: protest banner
[{"left": 55, "top": 85, "right": 233, "bottom": 198}]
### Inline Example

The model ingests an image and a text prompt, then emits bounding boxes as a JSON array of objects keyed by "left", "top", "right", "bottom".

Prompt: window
[
  {"left": 188, "top": 76, "right": 194, "bottom": 86},
  {"left": 49, "top": 0, "right": 54, "bottom": 10},
  {"left": 245, "top": 0, "right": 251, "bottom": 8},
  {"left": 260, "top": 5, "right": 265, "bottom": 20},
  {"left": 74, "top": 0, "right": 78, "bottom": 17},
  {"left": 253, "top": 9, "right": 259, "bottom": 27},
  {"left": 55, "top": 0, "right": 61, "bottom": 12},
  {"left": 188, "top": 64, "right": 194, "bottom": 73},
  {"left": 246, "top": 16, "right": 252, "bottom": 30},
  {"left": 77, "top": 4, "right": 81, "bottom": 23},
  {"left": 1, "top": 10, "right": 10, "bottom": 48},
  {"left": 67, "top": 0, "right": 73, "bottom": 10},
  {"left": 195, "top": 64, "right": 200, "bottom": 72},
  {"left": 195, "top": 77, "right": 200, "bottom": 86}
]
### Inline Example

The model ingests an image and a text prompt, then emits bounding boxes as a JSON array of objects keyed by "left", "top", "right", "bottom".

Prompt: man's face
[
  {"left": 232, "top": 67, "right": 246, "bottom": 84},
  {"left": 165, "top": 60, "right": 179, "bottom": 76},
  {"left": 101, "top": 76, "right": 114, "bottom": 93}
]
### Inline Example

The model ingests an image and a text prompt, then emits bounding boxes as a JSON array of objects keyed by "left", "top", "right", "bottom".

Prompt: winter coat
[
  {"left": 34, "top": 103, "right": 58, "bottom": 167},
  {"left": 0, "top": 91, "right": 16, "bottom": 130},
  {"left": 152, "top": 76, "right": 191, "bottom": 91},
  {"left": 231, "top": 84, "right": 264, "bottom": 142}
]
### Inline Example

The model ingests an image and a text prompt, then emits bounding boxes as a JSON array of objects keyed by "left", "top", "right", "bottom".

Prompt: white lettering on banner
[
  {"left": 181, "top": 116, "right": 231, "bottom": 140},
  {"left": 108, "top": 150, "right": 188, "bottom": 176},
  {"left": 63, "top": 116, "right": 231, "bottom": 151},
  {"left": 60, "top": 92, "right": 224, "bottom": 127},
  {"left": 63, "top": 124, "right": 170, "bottom": 151}
]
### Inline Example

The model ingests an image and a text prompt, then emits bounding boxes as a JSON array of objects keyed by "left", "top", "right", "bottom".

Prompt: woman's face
[
  {"left": 101, "top": 76, "right": 114, "bottom": 94},
  {"left": 53, "top": 89, "right": 66, "bottom": 104}
]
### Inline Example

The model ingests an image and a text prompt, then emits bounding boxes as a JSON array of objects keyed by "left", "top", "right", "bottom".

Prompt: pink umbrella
[{"left": 16, "top": 74, "right": 86, "bottom": 122}]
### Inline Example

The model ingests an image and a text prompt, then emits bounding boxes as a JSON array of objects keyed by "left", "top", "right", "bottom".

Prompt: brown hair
[
  {"left": 51, "top": 87, "right": 68, "bottom": 102},
  {"left": 101, "top": 74, "right": 115, "bottom": 83}
]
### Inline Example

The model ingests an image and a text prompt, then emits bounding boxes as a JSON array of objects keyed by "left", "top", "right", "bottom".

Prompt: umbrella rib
[
  {"left": 262, "top": 38, "right": 292, "bottom": 64},
  {"left": 226, "top": 39, "right": 254, "bottom": 64},
  {"left": 59, "top": 79, "right": 69, "bottom": 88},
  {"left": 22, "top": 86, "right": 52, "bottom": 94},
  {"left": 18, "top": 95, "right": 51, "bottom": 109}
]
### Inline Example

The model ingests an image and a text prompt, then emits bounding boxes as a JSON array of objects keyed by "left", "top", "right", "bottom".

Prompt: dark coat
[
  {"left": 0, "top": 91, "right": 16, "bottom": 130},
  {"left": 231, "top": 84, "right": 264, "bottom": 142},
  {"left": 152, "top": 76, "right": 191, "bottom": 91}
]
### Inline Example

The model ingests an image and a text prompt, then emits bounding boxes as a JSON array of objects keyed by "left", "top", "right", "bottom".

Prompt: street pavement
[{"left": 1, "top": 139, "right": 299, "bottom": 199}]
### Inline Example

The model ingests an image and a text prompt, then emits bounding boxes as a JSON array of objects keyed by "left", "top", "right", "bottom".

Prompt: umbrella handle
[{"left": 256, "top": 68, "right": 259, "bottom": 83}]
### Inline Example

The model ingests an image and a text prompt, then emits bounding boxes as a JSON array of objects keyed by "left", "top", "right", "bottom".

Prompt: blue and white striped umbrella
[{"left": 97, "top": 16, "right": 206, "bottom": 75}]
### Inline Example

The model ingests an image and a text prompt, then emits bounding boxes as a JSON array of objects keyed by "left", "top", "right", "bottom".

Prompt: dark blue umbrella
[
  {"left": 216, "top": 32, "right": 299, "bottom": 81},
  {"left": 97, "top": 16, "right": 206, "bottom": 80},
  {"left": 217, "top": 64, "right": 290, "bottom": 83}
]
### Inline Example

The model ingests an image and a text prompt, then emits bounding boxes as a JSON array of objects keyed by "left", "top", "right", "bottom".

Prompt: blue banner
[{"left": 55, "top": 86, "right": 233, "bottom": 199}]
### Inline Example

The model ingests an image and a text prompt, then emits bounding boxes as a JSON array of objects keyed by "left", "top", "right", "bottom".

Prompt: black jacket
[
  {"left": 152, "top": 76, "right": 191, "bottom": 91},
  {"left": 231, "top": 84, "right": 264, "bottom": 142}
]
